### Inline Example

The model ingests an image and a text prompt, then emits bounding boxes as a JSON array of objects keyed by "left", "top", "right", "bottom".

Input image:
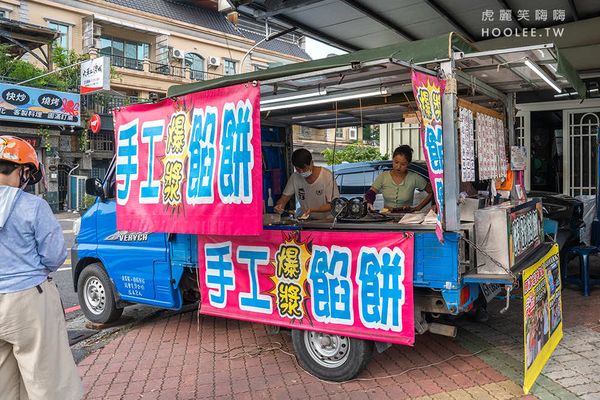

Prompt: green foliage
[
  {"left": 79, "top": 128, "right": 90, "bottom": 152},
  {"left": 52, "top": 46, "right": 90, "bottom": 90},
  {"left": 362, "top": 125, "right": 380, "bottom": 142},
  {"left": 322, "top": 143, "right": 388, "bottom": 165},
  {"left": 0, "top": 44, "right": 90, "bottom": 91},
  {"left": 0, "top": 44, "right": 64, "bottom": 89},
  {"left": 81, "top": 194, "right": 97, "bottom": 212},
  {"left": 35, "top": 125, "right": 51, "bottom": 151}
]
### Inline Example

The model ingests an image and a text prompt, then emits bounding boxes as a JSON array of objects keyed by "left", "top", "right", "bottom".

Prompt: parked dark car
[
  {"left": 332, "top": 160, "right": 430, "bottom": 210},
  {"left": 331, "top": 160, "right": 584, "bottom": 250}
]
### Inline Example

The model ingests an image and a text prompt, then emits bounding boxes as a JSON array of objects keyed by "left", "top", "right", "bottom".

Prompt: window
[
  {"left": 335, "top": 128, "right": 344, "bottom": 138},
  {"left": 185, "top": 53, "right": 205, "bottom": 80},
  {"left": 99, "top": 36, "right": 149, "bottom": 70},
  {"left": 48, "top": 21, "right": 69, "bottom": 49},
  {"left": 300, "top": 126, "right": 311, "bottom": 139},
  {"left": 224, "top": 59, "right": 236, "bottom": 76},
  {"left": 0, "top": 10, "right": 8, "bottom": 18},
  {"left": 348, "top": 127, "right": 357, "bottom": 140}
]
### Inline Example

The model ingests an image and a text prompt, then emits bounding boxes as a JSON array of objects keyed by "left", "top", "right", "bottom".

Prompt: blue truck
[
  {"left": 72, "top": 134, "right": 550, "bottom": 382},
  {"left": 70, "top": 32, "right": 576, "bottom": 384}
]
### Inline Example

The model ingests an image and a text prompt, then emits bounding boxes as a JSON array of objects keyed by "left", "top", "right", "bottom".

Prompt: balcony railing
[
  {"left": 149, "top": 61, "right": 173, "bottom": 76},
  {"left": 82, "top": 94, "right": 151, "bottom": 115},
  {"left": 189, "top": 69, "right": 224, "bottom": 81},
  {"left": 102, "top": 53, "right": 144, "bottom": 71}
]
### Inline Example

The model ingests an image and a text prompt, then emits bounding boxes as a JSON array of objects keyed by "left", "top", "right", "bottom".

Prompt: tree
[
  {"left": 0, "top": 44, "right": 89, "bottom": 91},
  {"left": 322, "top": 143, "right": 388, "bottom": 165},
  {"left": 0, "top": 44, "right": 64, "bottom": 89},
  {"left": 362, "top": 124, "right": 380, "bottom": 143}
]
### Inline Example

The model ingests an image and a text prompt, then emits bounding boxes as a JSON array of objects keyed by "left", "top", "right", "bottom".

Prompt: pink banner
[
  {"left": 112, "top": 83, "right": 262, "bottom": 236},
  {"left": 412, "top": 70, "right": 446, "bottom": 242},
  {"left": 199, "top": 230, "right": 415, "bottom": 345}
]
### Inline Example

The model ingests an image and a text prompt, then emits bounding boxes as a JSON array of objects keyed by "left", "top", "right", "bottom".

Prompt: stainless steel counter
[{"left": 264, "top": 219, "right": 437, "bottom": 231}]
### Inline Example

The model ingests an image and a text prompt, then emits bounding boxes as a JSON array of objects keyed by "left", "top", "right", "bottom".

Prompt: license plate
[{"left": 480, "top": 283, "right": 502, "bottom": 303}]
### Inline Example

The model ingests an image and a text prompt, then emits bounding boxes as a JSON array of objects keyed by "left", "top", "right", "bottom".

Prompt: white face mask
[{"left": 299, "top": 170, "right": 312, "bottom": 178}]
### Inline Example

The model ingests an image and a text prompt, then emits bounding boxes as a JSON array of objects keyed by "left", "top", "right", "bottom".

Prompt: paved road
[
  {"left": 51, "top": 213, "right": 80, "bottom": 310},
  {"left": 52, "top": 212, "right": 164, "bottom": 363}
]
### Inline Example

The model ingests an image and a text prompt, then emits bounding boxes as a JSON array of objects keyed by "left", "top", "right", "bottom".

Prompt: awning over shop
[
  {"left": 168, "top": 33, "right": 476, "bottom": 97},
  {"left": 0, "top": 18, "right": 58, "bottom": 69},
  {"left": 167, "top": 33, "right": 586, "bottom": 129}
]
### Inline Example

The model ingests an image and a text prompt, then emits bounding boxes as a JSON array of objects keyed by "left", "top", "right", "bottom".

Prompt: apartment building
[{"left": 0, "top": 0, "right": 310, "bottom": 210}]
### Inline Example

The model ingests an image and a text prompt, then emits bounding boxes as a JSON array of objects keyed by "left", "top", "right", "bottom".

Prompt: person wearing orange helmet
[{"left": 0, "top": 136, "right": 83, "bottom": 399}]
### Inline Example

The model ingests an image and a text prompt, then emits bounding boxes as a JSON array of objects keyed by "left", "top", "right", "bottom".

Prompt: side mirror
[{"left": 85, "top": 178, "right": 105, "bottom": 199}]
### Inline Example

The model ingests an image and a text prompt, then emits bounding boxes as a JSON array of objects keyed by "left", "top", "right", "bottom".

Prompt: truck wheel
[
  {"left": 291, "top": 329, "right": 373, "bottom": 382},
  {"left": 77, "top": 263, "right": 123, "bottom": 324}
]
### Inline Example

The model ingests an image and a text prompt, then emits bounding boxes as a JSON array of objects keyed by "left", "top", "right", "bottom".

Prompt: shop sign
[
  {"left": 411, "top": 70, "right": 446, "bottom": 242},
  {"left": 89, "top": 114, "right": 101, "bottom": 133},
  {"left": 112, "top": 83, "right": 261, "bottom": 236},
  {"left": 522, "top": 244, "right": 562, "bottom": 393},
  {"left": 80, "top": 57, "right": 110, "bottom": 94},
  {"left": 199, "top": 230, "right": 416, "bottom": 345},
  {"left": 0, "top": 83, "right": 80, "bottom": 126},
  {"left": 509, "top": 201, "right": 543, "bottom": 266}
]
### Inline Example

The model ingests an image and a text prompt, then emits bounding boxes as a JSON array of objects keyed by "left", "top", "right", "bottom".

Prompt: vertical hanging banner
[
  {"left": 411, "top": 70, "right": 446, "bottom": 242},
  {"left": 198, "top": 230, "right": 416, "bottom": 345},
  {"left": 113, "top": 83, "right": 262, "bottom": 236},
  {"left": 459, "top": 107, "right": 475, "bottom": 182},
  {"left": 522, "top": 244, "right": 563, "bottom": 394}
]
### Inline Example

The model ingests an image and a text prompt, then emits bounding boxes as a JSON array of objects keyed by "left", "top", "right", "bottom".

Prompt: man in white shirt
[{"left": 274, "top": 149, "right": 339, "bottom": 219}]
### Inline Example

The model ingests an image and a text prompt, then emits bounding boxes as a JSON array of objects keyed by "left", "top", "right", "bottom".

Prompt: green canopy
[
  {"left": 556, "top": 49, "right": 587, "bottom": 99},
  {"left": 168, "top": 33, "right": 476, "bottom": 98},
  {"left": 168, "top": 32, "right": 587, "bottom": 100}
]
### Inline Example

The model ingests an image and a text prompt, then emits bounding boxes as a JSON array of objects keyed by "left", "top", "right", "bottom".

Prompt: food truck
[{"left": 72, "top": 34, "right": 584, "bottom": 389}]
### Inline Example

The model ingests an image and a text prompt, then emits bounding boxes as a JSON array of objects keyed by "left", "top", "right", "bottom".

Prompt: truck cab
[{"left": 72, "top": 158, "right": 199, "bottom": 323}]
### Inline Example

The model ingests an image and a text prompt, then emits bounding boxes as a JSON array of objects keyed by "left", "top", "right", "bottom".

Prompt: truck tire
[
  {"left": 77, "top": 263, "right": 123, "bottom": 324},
  {"left": 291, "top": 329, "right": 373, "bottom": 382}
]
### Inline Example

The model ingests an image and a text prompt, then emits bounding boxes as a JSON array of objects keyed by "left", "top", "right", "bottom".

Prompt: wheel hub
[
  {"left": 84, "top": 277, "right": 106, "bottom": 315},
  {"left": 305, "top": 331, "right": 350, "bottom": 368}
]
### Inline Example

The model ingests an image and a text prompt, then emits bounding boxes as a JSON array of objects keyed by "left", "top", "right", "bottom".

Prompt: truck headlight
[{"left": 73, "top": 218, "right": 81, "bottom": 237}]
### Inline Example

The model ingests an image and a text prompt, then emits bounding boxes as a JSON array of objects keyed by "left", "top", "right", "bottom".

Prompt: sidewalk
[{"left": 78, "top": 275, "right": 600, "bottom": 399}]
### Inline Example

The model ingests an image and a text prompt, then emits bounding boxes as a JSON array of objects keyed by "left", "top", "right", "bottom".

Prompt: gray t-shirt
[{"left": 282, "top": 167, "right": 340, "bottom": 219}]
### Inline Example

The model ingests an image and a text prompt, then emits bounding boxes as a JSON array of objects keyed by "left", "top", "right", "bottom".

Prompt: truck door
[{"left": 95, "top": 159, "right": 181, "bottom": 309}]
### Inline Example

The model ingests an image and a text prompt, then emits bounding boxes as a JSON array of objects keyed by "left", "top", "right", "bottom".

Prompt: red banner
[
  {"left": 198, "top": 230, "right": 415, "bottom": 345},
  {"left": 112, "top": 83, "right": 262, "bottom": 236},
  {"left": 412, "top": 70, "right": 446, "bottom": 242}
]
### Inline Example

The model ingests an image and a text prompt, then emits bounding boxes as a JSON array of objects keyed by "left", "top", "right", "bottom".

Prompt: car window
[{"left": 337, "top": 170, "right": 375, "bottom": 196}]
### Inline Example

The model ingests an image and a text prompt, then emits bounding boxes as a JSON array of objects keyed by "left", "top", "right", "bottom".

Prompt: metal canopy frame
[
  {"left": 254, "top": 45, "right": 570, "bottom": 230},
  {"left": 0, "top": 19, "right": 58, "bottom": 70}
]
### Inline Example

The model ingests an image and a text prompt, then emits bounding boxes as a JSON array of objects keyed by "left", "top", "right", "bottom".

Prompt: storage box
[
  {"left": 459, "top": 198, "right": 486, "bottom": 222},
  {"left": 474, "top": 199, "right": 543, "bottom": 274}
]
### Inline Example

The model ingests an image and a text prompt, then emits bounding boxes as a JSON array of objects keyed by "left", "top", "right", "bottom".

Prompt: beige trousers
[{"left": 0, "top": 280, "right": 83, "bottom": 400}]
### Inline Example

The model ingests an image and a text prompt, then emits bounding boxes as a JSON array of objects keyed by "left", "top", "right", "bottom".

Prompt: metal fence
[
  {"left": 104, "top": 54, "right": 144, "bottom": 71},
  {"left": 90, "top": 130, "right": 114, "bottom": 151},
  {"left": 81, "top": 94, "right": 150, "bottom": 115}
]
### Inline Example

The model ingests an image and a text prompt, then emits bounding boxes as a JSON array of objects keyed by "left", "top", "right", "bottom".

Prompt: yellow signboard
[{"left": 522, "top": 244, "right": 563, "bottom": 393}]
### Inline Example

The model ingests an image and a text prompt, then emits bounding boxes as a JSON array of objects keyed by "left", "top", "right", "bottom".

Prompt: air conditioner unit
[
  {"left": 170, "top": 48, "right": 185, "bottom": 60},
  {"left": 208, "top": 56, "right": 221, "bottom": 68}
]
